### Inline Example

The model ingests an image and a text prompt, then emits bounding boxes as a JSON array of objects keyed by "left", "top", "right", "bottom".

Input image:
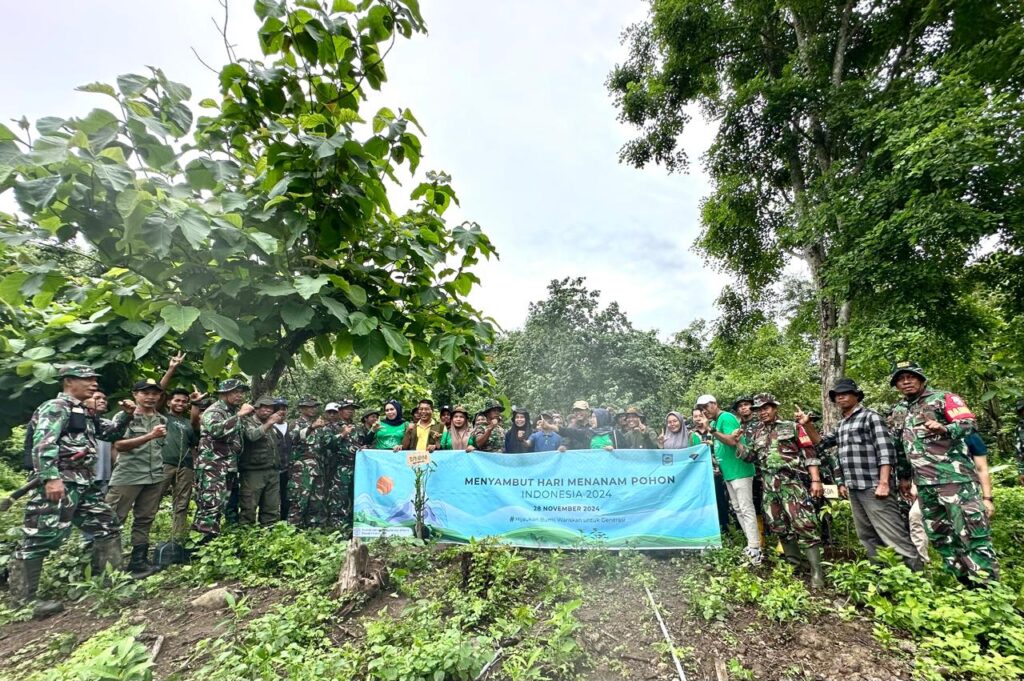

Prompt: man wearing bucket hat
[
  {"left": 798, "top": 378, "right": 921, "bottom": 570},
  {"left": 286, "top": 396, "right": 325, "bottom": 528},
  {"left": 9, "top": 365, "right": 134, "bottom": 616},
  {"left": 748, "top": 393, "right": 826, "bottom": 588},
  {"left": 888, "top": 361, "right": 998, "bottom": 584},
  {"left": 192, "top": 378, "right": 254, "bottom": 543},
  {"left": 472, "top": 400, "right": 506, "bottom": 452}
]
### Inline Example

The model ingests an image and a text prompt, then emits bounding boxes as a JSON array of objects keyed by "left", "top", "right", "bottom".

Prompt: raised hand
[
  {"left": 119, "top": 399, "right": 136, "bottom": 414},
  {"left": 168, "top": 351, "right": 186, "bottom": 369},
  {"left": 150, "top": 424, "right": 167, "bottom": 439},
  {"left": 190, "top": 385, "right": 207, "bottom": 403},
  {"left": 793, "top": 405, "right": 810, "bottom": 426},
  {"left": 238, "top": 403, "right": 255, "bottom": 417}
]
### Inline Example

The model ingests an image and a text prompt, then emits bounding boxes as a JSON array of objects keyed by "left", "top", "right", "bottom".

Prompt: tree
[
  {"left": 608, "top": 0, "right": 1024, "bottom": 426},
  {"left": 491, "top": 277, "right": 710, "bottom": 418},
  {"left": 0, "top": 0, "right": 497, "bottom": 434}
]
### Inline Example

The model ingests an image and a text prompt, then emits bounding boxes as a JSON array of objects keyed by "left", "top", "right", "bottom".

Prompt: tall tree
[
  {"left": 608, "top": 0, "right": 1024, "bottom": 425},
  {"left": 0, "top": 0, "right": 496, "bottom": 433}
]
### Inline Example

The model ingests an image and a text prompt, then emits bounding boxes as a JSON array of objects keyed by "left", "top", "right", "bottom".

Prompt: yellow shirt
[{"left": 415, "top": 423, "right": 431, "bottom": 451}]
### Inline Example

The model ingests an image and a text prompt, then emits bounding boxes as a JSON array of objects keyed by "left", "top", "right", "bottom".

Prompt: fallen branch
[
  {"left": 474, "top": 648, "right": 502, "bottom": 680},
  {"left": 150, "top": 635, "right": 165, "bottom": 662},
  {"left": 643, "top": 584, "right": 687, "bottom": 681}
]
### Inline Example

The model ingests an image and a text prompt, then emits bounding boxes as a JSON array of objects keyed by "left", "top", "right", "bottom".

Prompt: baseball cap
[
  {"left": 571, "top": 400, "right": 590, "bottom": 411},
  {"left": 254, "top": 395, "right": 276, "bottom": 407},
  {"left": 324, "top": 402, "right": 341, "bottom": 412},
  {"left": 695, "top": 394, "right": 717, "bottom": 407},
  {"left": 59, "top": 364, "right": 101, "bottom": 379},
  {"left": 131, "top": 378, "right": 164, "bottom": 392}
]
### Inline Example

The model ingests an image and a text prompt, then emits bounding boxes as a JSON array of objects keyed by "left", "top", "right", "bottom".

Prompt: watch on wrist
[{"left": 983, "top": 496, "right": 994, "bottom": 501}]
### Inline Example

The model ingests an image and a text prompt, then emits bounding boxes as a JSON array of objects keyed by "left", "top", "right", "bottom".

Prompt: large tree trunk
[
  {"left": 250, "top": 330, "right": 313, "bottom": 397},
  {"left": 806, "top": 246, "right": 850, "bottom": 432}
]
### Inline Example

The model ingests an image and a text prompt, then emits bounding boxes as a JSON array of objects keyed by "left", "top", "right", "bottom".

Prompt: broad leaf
[
  {"left": 134, "top": 321, "right": 170, "bottom": 359},
  {"left": 160, "top": 305, "right": 201, "bottom": 333}
]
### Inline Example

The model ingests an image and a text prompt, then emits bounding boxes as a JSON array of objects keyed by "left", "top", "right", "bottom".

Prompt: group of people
[{"left": 5, "top": 353, "right": 1019, "bottom": 617}]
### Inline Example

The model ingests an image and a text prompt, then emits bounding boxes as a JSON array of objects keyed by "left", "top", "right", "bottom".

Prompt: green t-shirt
[
  {"left": 712, "top": 411, "right": 754, "bottom": 481},
  {"left": 373, "top": 422, "right": 406, "bottom": 450},
  {"left": 590, "top": 433, "right": 613, "bottom": 449},
  {"left": 162, "top": 413, "right": 198, "bottom": 469}
]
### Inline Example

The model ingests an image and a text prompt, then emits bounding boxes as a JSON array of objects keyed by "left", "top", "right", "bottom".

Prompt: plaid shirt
[{"left": 815, "top": 405, "right": 896, "bottom": 490}]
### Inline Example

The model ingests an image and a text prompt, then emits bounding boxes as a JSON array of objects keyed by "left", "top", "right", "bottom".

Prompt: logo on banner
[{"left": 406, "top": 452, "right": 431, "bottom": 467}]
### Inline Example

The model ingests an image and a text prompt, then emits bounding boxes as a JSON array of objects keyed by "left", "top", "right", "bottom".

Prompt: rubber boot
[
  {"left": 781, "top": 539, "right": 803, "bottom": 567},
  {"left": 91, "top": 535, "right": 124, "bottom": 579},
  {"left": 805, "top": 546, "right": 825, "bottom": 590},
  {"left": 8, "top": 557, "right": 64, "bottom": 619},
  {"left": 127, "top": 544, "right": 157, "bottom": 578}
]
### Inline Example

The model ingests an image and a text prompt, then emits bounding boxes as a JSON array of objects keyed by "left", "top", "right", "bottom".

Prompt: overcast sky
[{"left": 0, "top": 1, "right": 728, "bottom": 335}]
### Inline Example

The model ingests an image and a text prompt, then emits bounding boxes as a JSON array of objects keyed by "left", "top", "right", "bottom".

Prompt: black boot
[
  {"left": 127, "top": 544, "right": 157, "bottom": 578},
  {"left": 9, "top": 557, "right": 64, "bottom": 619},
  {"left": 91, "top": 535, "right": 124, "bottom": 580}
]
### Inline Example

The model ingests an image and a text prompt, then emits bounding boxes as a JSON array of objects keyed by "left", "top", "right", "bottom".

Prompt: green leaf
[
  {"left": 200, "top": 311, "right": 244, "bottom": 345},
  {"left": 134, "top": 321, "right": 170, "bottom": 360},
  {"left": 320, "top": 296, "right": 349, "bottom": 323},
  {"left": 353, "top": 330, "right": 388, "bottom": 368},
  {"left": 0, "top": 272, "right": 29, "bottom": 305},
  {"left": 247, "top": 231, "right": 278, "bottom": 255},
  {"left": 332, "top": 0, "right": 356, "bottom": 11},
  {"left": 117, "top": 73, "right": 151, "bottom": 96},
  {"left": 342, "top": 283, "right": 367, "bottom": 307},
  {"left": 160, "top": 305, "right": 201, "bottom": 333},
  {"left": 238, "top": 347, "right": 277, "bottom": 375},
  {"left": 347, "top": 311, "right": 376, "bottom": 336},
  {"left": 258, "top": 281, "right": 296, "bottom": 297},
  {"left": 76, "top": 82, "right": 117, "bottom": 98},
  {"left": 0, "top": 122, "right": 19, "bottom": 141},
  {"left": 294, "top": 275, "right": 328, "bottom": 300},
  {"left": 92, "top": 162, "right": 135, "bottom": 191},
  {"left": 14, "top": 176, "right": 62, "bottom": 210},
  {"left": 380, "top": 323, "right": 410, "bottom": 356},
  {"left": 281, "top": 301, "right": 315, "bottom": 329},
  {"left": 437, "top": 334, "right": 461, "bottom": 364},
  {"left": 23, "top": 346, "right": 56, "bottom": 360},
  {"left": 178, "top": 209, "right": 211, "bottom": 249}
]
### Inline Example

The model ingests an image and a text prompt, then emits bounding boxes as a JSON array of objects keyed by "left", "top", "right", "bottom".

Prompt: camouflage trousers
[
  {"left": 287, "top": 458, "right": 324, "bottom": 528},
  {"left": 15, "top": 480, "right": 120, "bottom": 560},
  {"left": 761, "top": 475, "right": 821, "bottom": 549},
  {"left": 191, "top": 452, "right": 234, "bottom": 536},
  {"left": 917, "top": 481, "right": 999, "bottom": 582},
  {"left": 324, "top": 465, "right": 354, "bottom": 529}
]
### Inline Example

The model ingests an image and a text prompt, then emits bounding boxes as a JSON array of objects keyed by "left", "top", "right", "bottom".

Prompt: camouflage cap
[
  {"left": 216, "top": 378, "right": 250, "bottom": 393},
  {"left": 624, "top": 406, "right": 644, "bottom": 417},
  {"left": 254, "top": 395, "right": 276, "bottom": 407},
  {"left": 297, "top": 395, "right": 320, "bottom": 407},
  {"left": 336, "top": 398, "right": 360, "bottom": 409},
  {"left": 361, "top": 409, "right": 380, "bottom": 421},
  {"left": 59, "top": 364, "right": 100, "bottom": 379},
  {"left": 889, "top": 360, "right": 927, "bottom": 387},
  {"left": 732, "top": 395, "right": 754, "bottom": 410},
  {"left": 483, "top": 399, "right": 503, "bottom": 413},
  {"left": 752, "top": 393, "right": 780, "bottom": 409}
]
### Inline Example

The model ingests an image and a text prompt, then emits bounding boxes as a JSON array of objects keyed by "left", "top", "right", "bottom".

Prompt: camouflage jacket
[
  {"left": 471, "top": 422, "right": 506, "bottom": 452},
  {"left": 889, "top": 388, "right": 978, "bottom": 487},
  {"left": 619, "top": 428, "right": 658, "bottom": 450},
  {"left": 308, "top": 421, "right": 358, "bottom": 469},
  {"left": 198, "top": 400, "right": 246, "bottom": 470},
  {"left": 748, "top": 419, "right": 821, "bottom": 490},
  {"left": 287, "top": 416, "right": 315, "bottom": 462},
  {"left": 30, "top": 393, "right": 131, "bottom": 484},
  {"left": 1016, "top": 418, "right": 1024, "bottom": 477}
]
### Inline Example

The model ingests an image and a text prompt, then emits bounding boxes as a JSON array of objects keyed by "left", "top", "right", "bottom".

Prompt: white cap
[
  {"left": 694, "top": 394, "right": 717, "bottom": 407},
  {"left": 324, "top": 402, "right": 340, "bottom": 412}
]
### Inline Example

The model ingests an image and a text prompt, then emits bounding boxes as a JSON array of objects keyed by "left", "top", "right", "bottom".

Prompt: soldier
[
  {"left": 733, "top": 396, "right": 758, "bottom": 439},
  {"left": 798, "top": 379, "right": 922, "bottom": 570},
  {"left": 106, "top": 379, "right": 168, "bottom": 577},
  {"left": 1015, "top": 400, "right": 1024, "bottom": 487},
  {"left": 10, "top": 365, "right": 133, "bottom": 617},
  {"left": 238, "top": 396, "right": 285, "bottom": 526},
  {"left": 309, "top": 401, "right": 359, "bottom": 531},
  {"left": 888, "top": 361, "right": 998, "bottom": 584},
  {"left": 748, "top": 393, "right": 825, "bottom": 588},
  {"left": 620, "top": 406, "right": 658, "bottom": 449},
  {"left": 286, "top": 396, "right": 324, "bottom": 528},
  {"left": 192, "top": 378, "right": 254, "bottom": 544},
  {"left": 563, "top": 400, "right": 592, "bottom": 450},
  {"left": 472, "top": 401, "right": 506, "bottom": 452}
]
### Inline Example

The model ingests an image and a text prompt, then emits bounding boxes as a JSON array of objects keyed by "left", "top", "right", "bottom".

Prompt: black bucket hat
[{"left": 828, "top": 378, "right": 865, "bottom": 403}]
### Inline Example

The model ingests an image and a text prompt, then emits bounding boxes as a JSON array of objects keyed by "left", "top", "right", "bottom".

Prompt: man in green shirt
[
  {"left": 239, "top": 396, "right": 286, "bottom": 526},
  {"left": 697, "top": 394, "right": 762, "bottom": 565},
  {"left": 161, "top": 388, "right": 201, "bottom": 543},
  {"left": 107, "top": 379, "right": 168, "bottom": 577}
]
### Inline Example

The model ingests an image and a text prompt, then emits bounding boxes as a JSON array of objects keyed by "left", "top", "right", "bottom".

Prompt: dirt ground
[{"left": 0, "top": 550, "right": 912, "bottom": 681}]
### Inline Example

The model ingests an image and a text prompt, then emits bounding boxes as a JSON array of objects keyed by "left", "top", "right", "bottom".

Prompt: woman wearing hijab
[
  {"left": 504, "top": 407, "right": 533, "bottom": 453},
  {"left": 441, "top": 405, "right": 474, "bottom": 451},
  {"left": 659, "top": 411, "right": 690, "bottom": 449},
  {"left": 370, "top": 399, "right": 406, "bottom": 450}
]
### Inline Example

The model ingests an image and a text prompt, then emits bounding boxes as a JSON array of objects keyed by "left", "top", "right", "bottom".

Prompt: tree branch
[{"left": 832, "top": 0, "right": 855, "bottom": 88}]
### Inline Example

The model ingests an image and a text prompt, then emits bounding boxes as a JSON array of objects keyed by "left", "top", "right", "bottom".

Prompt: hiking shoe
[{"left": 744, "top": 547, "right": 764, "bottom": 566}]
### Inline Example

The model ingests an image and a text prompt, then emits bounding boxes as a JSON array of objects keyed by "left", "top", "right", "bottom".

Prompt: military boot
[
  {"left": 91, "top": 535, "right": 124, "bottom": 579},
  {"left": 8, "top": 557, "right": 64, "bottom": 619},
  {"left": 127, "top": 544, "right": 157, "bottom": 578},
  {"left": 781, "top": 539, "right": 803, "bottom": 567},
  {"left": 805, "top": 546, "right": 825, "bottom": 590}
]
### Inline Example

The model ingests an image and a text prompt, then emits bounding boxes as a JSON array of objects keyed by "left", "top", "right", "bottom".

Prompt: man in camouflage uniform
[
  {"left": 10, "top": 365, "right": 133, "bottom": 617},
  {"left": 192, "top": 379, "right": 253, "bottom": 543},
  {"left": 472, "top": 401, "right": 506, "bottom": 452},
  {"left": 308, "top": 400, "right": 359, "bottom": 531},
  {"left": 889, "top": 361, "right": 998, "bottom": 584},
  {"left": 748, "top": 393, "right": 825, "bottom": 588},
  {"left": 286, "top": 396, "right": 324, "bottom": 528},
  {"left": 1015, "top": 400, "right": 1024, "bottom": 487},
  {"left": 733, "top": 396, "right": 758, "bottom": 440}
]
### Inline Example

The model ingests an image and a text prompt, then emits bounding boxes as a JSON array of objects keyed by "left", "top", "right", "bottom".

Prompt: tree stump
[{"left": 333, "top": 537, "right": 388, "bottom": 606}]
